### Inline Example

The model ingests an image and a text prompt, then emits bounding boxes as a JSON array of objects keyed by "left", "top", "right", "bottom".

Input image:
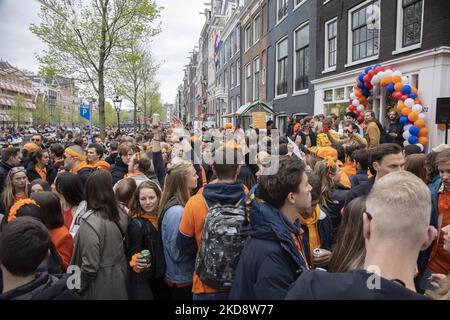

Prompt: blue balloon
[
  {"left": 408, "top": 136, "right": 419, "bottom": 145},
  {"left": 409, "top": 125, "right": 420, "bottom": 136},
  {"left": 359, "top": 74, "right": 365, "bottom": 82},
  {"left": 410, "top": 93, "right": 417, "bottom": 99},
  {"left": 387, "top": 83, "right": 395, "bottom": 93},
  {"left": 402, "top": 85, "right": 412, "bottom": 95},
  {"left": 365, "top": 66, "right": 372, "bottom": 74},
  {"left": 358, "top": 82, "right": 364, "bottom": 89},
  {"left": 374, "top": 64, "right": 381, "bottom": 68},
  {"left": 400, "top": 116, "right": 409, "bottom": 125}
]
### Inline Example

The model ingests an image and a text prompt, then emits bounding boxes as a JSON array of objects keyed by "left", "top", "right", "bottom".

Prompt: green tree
[
  {"left": 53, "top": 102, "right": 64, "bottom": 126},
  {"left": 33, "top": 95, "right": 50, "bottom": 126},
  {"left": 9, "top": 95, "right": 31, "bottom": 128},
  {"left": 30, "top": 0, "right": 161, "bottom": 139}
]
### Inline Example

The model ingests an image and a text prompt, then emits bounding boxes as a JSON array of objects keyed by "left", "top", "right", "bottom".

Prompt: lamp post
[{"left": 113, "top": 96, "right": 122, "bottom": 134}]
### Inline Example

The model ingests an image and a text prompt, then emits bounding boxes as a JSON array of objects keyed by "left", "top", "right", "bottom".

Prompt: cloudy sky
[{"left": 0, "top": 0, "right": 206, "bottom": 104}]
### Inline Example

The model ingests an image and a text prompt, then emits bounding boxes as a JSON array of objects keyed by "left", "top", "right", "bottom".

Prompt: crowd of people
[{"left": 0, "top": 110, "right": 449, "bottom": 301}]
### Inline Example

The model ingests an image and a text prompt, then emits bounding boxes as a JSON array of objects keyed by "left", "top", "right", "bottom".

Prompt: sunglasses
[
  {"left": 10, "top": 166, "right": 26, "bottom": 174},
  {"left": 31, "top": 139, "right": 41, "bottom": 142},
  {"left": 365, "top": 212, "right": 373, "bottom": 221}
]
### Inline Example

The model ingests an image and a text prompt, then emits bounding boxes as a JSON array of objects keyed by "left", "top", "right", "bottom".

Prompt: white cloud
[
  {"left": 0, "top": 0, "right": 45, "bottom": 72},
  {"left": 152, "top": 0, "right": 206, "bottom": 104},
  {"left": 0, "top": 0, "right": 206, "bottom": 105}
]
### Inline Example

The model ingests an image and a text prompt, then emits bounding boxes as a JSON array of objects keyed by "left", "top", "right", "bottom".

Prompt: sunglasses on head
[
  {"left": 10, "top": 166, "right": 26, "bottom": 174},
  {"left": 365, "top": 211, "right": 373, "bottom": 221}
]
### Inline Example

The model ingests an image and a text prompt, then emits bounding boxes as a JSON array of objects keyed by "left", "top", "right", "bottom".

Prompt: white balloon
[
  {"left": 404, "top": 124, "right": 413, "bottom": 132},
  {"left": 416, "top": 143, "right": 424, "bottom": 152},
  {"left": 404, "top": 98, "right": 415, "bottom": 107},
  {"left": 385, "top": 69, "right": 393, "bottom": 76},
  {"left": 371, "top": 78, "right": 377, "bottom": 85},
  {"left": 418, "top": 113, "right": 427, "bottom": 120},
  {"left": 402, "top": 76, "right": 410, "bottom": 84},
  {"left": 412, "top": 104, "right": 423, "bottom": 113},
  {"left": 350, "top": 93, "right": 356, "bottom": 100},
  {"left": 378, "top": 72, "right": 386, "bottom": 79},
  {"left": 403, "top": 140, "right": 410, "bottom": 147},
  {"left": 403, "top": 131, "right": 411, "bottom": 140},
  {"left": 357, "top": 105, "right": 365, "bottom": 112},
  {"left": 352, "top": 99, "right": 360, "bottom": 106},
  {"left": 393, "top": 70, "right": 402, "bottom": 77}
]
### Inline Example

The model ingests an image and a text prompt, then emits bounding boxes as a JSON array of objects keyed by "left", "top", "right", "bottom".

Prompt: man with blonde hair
[{"left": 286, "top": 171, "right": 436, "bottom": 300}]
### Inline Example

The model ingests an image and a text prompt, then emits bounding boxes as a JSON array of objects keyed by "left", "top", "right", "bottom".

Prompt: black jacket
[
  {"left": 26, "top": 162, "right": 57, "bottom": 185},
  {"left": 229, "top": 187, "right": 309, "bottom": 300},
  {"left": 0, "top": 161, "right": 13, "bottom": 195},
  {"left": 296, "top": 130, "right": 317, "bottom": 147},
  {"left": 105, "top": 152, "right": 118, "bottom": 166},
  {"left": 285, "top": 269, "right": 427, "bottom": 300},
  {"left": 127, "top": 217, "right": 165, "bottom": 300},
  {"left": 382, "top": 122, "right": 404, "bottom": 146},
  {"left": 350, "top": 169, "right": 369, "bottom": 188},
  {"left": 324, "top": 184, "right": 350, "bottom": 233},
  {"left": 344, "top": 177, "right": 376, "bottom": 206},
  {"left": 0, "top": 273, "right": 80, "bottom": 300},
  {"left": 109, "top": 157, "right": 128, "bottom": 186}
]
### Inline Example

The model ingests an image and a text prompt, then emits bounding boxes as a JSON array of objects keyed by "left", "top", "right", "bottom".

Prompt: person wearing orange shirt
[
  {"left": 86, "top": 143, "right": 110, "bottom": 171},
  {"left": 177, "top": 146, "right": 247, "bottom": 300},
  {"left": 427, "top": 149, "right": 450, "bottom": 276}
]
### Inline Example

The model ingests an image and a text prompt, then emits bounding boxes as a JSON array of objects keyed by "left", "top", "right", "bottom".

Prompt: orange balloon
[
  {"left": 394, "top": 83, "right": 403, "bottom": 92},
  {"left": 411, "top": 87, "right": 418, "bottom": 94},
  {"left": 419, "top": 128, "right": 429, "bottom": 137},
  {"left": 418, "top": 137, "right": 429, "bottom": 145},
  {"left": 356, "top": 90, "right": 363, "bottom": 98},
  {"left": 396, "top": 104, "right": 404, "bottom": 113},
  {"left": 383, "top": 76, "right": 393, "bottom": 84},
  {"left": 392, "top": 75, "right": 402, "bottom": 83},
  {"left": 414, "top": 119, "right": 425, "bottom": 128},
  {"left": 408, "top": 112, "right": 419, "bottom": 122},
  {"left": 360, "top": 97, "right": 367, "bottom": 104},
  {"left": 402, "top": 108, "right": 412, "bottom": 116},
  {"left": 354, "top": 84, "right": 359, "bottom": 90}
]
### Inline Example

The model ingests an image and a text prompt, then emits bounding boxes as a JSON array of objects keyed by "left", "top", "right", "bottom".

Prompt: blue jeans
[{"left": 193, "top": 292, "right": 229, "bottom": 300}]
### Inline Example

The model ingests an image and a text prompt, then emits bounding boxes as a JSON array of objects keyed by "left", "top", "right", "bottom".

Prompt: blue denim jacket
[{"left": 161, "top": 205, "right": 195, "bottom": 284}]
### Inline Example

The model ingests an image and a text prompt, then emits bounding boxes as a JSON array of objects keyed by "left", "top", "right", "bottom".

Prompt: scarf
[
  {"left": 35, "top": 164, "right": 47, "bottom": 181},
  {"left": 300, "top": 205, "right": 321, "bottom": 263}
]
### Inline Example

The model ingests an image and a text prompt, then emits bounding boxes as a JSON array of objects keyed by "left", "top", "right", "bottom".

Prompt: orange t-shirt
[
  {"left": 428, "top": 189, "right": 450, "bottom": 274},
  {"left": 49, "top": 226, "right": 74, "bottom": 272},
  {"left": 179, "top": 186, "right": 248, "bottom": 294},
  {"left": 342, "top": 161, "right": 357, "bottom": 178}
]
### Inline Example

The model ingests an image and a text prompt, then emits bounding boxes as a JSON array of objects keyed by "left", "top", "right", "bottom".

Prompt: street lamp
[{"left": 113, "top": 96, "right": 122, "bottom": 134}]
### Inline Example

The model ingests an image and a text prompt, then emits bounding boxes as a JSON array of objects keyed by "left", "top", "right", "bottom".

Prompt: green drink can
[{"left": 141, "top": 250, "right": 151, "bottom": 264}]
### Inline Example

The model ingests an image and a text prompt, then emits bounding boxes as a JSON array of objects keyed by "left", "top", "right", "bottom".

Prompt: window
[
  {"left": 245, "top": 24, "right": 252, "bottom": 51},
  {"left": 335, "top": 88, "right": 345, "bottom": 101},
  {"left": 277, "top": 0, "right": 288, "bottom": 23},
  {"left": 325, "top": 18, "right": 337, "bottom": 69},
  {"left": 294, "top": 23, "right": 309, "bottom": 92},
  {"left": 236, "top": 59, "right": 240, "bottom": 86},
  {"left": 295, "top": 0, "right": 307, "bottom": 9},
  {"left": 236, "top": 95, "right": 241, "bottom": 109},
  {"left": 276, "top": 37, "right": 288, "bottom": 96},
  {"left": 253, "top": 57, "right": 260, "bottom": 101},
  {"left": 254, "top": 14, "right": 261, "bottom": 43},
  {"left": 324, "top": 89, "right": 333, "bottom": 101},
  {"left": 231, "top": 32, "right": 236, "bottom": 55},
  {"left": 224, "top": 69, "right": 229, "bottom": 89},
  {"left": 235, "top": 26, "right": 240, "bottom": 54},
  {"left": 349, "top": 0, "right": 380, "bottom": 62},
  {"left": 402, "top": 0, "right": 422, "bottom": 46},
  {"left": 245, "top": 63, "right": 252, "bottom": 103},
  {"left": 230, "top": 96, "right": 235, "bottom": 114},
  {"left": 231, "top": 63, "right": 236, "bottom": 87}
]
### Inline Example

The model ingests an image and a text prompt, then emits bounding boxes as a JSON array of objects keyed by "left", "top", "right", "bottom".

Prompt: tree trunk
[{"left": 98, "top": 3, "right": 108, "bottom": 141}]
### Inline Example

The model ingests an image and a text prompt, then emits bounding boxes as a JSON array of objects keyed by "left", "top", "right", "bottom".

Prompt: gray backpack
[{"left": 194, "top": 197, "right": 249, "bottom": 291}]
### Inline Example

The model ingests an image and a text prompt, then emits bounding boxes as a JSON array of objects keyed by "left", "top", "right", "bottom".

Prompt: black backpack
[{"left": 194, "top": 197, "right": 249, "bottom": 291}]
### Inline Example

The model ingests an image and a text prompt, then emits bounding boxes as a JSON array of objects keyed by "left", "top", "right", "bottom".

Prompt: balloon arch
[{"left": 348, "top": 64, "right": 428, "bottom": 151}]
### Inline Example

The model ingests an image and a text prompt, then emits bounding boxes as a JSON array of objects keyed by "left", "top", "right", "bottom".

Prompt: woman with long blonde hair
[
  {"left": 158, "top": 162, "right": 198, "bottom": 300},
  {"left": 0, "top": 166, "right": 30, "bottom": 216}
]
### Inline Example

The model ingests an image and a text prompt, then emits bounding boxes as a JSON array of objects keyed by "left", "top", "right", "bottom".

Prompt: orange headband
[
  {"left": 8, "top": 199, "right": 40, "bottom": 222},
  {"left": 65, "top": 147, "right": 86, "bottom": 162}
]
